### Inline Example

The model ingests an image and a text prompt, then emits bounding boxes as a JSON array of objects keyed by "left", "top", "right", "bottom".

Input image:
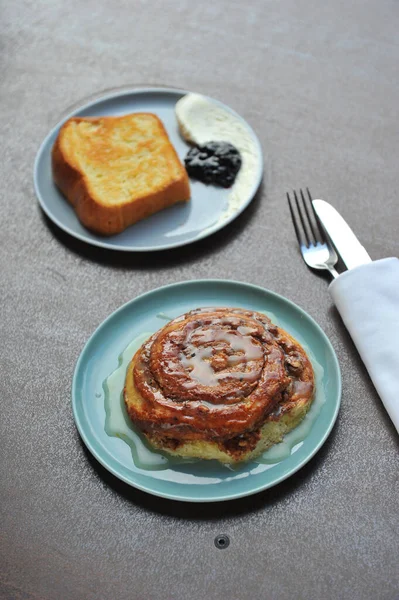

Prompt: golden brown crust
[
  {"left": 51, "top": 113, "right": 191, "bottom": 236},
  {"left": 124, "top": 308, "right": 315, "bottom": 463}
]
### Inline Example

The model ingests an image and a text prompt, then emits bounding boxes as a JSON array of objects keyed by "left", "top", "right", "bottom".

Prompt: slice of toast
[{"left": 51, "top": 113, "right": 190, "bottom": 236}]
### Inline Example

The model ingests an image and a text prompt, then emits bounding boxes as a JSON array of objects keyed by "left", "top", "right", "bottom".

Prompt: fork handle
[{"left": 329, "top": 266, "right": 339, "bottom": 279}]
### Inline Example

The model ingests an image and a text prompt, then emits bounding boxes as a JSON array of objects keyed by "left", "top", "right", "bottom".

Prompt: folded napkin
[{"left": 329, "top": 257, "right": 399, "bottom": 433}]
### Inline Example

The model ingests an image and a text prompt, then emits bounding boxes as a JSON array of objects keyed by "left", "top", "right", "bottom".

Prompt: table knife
[{"left": 312, "top": 199, "right": 372, "bottom": 269}]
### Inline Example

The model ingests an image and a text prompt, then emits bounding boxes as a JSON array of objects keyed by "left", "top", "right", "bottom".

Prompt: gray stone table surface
[{"left": 1, "top": 1, "right": 399, "bottom": 599}]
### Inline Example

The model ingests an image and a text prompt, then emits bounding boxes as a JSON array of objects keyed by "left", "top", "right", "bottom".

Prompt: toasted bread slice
[{"left": 52, "top": 113, "right": 190, "bottom": 235}]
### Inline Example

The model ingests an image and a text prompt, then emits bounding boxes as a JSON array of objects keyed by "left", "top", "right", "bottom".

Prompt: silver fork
[{"left": 287, "top": 188, "right": 339, "bottom": 279}]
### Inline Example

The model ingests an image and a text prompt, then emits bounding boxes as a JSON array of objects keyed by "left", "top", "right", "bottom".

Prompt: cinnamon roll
[{"left": 124, "top": 307, "right": 314, "bottom": 463}]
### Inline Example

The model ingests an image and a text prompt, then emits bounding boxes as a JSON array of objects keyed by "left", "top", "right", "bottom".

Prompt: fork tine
[
  {"left": 307, "top": 188, "right": 326, "bottom": 244},
  {"left": 300, "top": 189, "right": 318, "bottom": 245},
  {"left": 287, "top": 192, "right": 305, "bottom": 247},
  {"left": 293, "top": 190, "right": 310, "bottom": 247},
  {"left": 287, "top": 192, "right": 308, "bottom": 247}
]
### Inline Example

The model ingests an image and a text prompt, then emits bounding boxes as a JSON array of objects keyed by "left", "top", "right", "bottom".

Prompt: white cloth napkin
[{"left": 329, "top": 257, "right": 399, "bottom": 433}]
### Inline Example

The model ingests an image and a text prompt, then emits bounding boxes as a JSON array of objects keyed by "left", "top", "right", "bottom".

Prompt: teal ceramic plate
[
  {"left": 34, "top": 87, "right": 263, "bottom": 252},
  {"left": 72, "top": 280, "right": 341, "bottom": 502}
]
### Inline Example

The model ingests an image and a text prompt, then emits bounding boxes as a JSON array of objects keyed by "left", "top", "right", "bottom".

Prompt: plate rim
[
  {"left": 72, "top": 278, "right": 342, "bottom": 503},
  {"left": 33, "top": 86, "right": 264, "bottom": 252}
]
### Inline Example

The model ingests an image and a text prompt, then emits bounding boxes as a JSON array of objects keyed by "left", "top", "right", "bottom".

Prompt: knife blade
[{"left": 312, "top": 199, "right": 372, "bottom": 269}]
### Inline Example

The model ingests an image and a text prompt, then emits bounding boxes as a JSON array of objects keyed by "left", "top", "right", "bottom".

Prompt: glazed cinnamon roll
[{"left": 124, "top": 308, "right": 314, "bottom": 463}]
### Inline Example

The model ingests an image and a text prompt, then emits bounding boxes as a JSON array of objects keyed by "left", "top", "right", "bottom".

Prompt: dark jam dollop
[{"left": 184, "top": 141, "right": 242, "bottom": 188}]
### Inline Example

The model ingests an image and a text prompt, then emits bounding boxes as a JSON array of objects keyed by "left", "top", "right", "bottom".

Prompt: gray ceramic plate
[{"left": 34, "top": 87, "right": 263, "bottom": 251}]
